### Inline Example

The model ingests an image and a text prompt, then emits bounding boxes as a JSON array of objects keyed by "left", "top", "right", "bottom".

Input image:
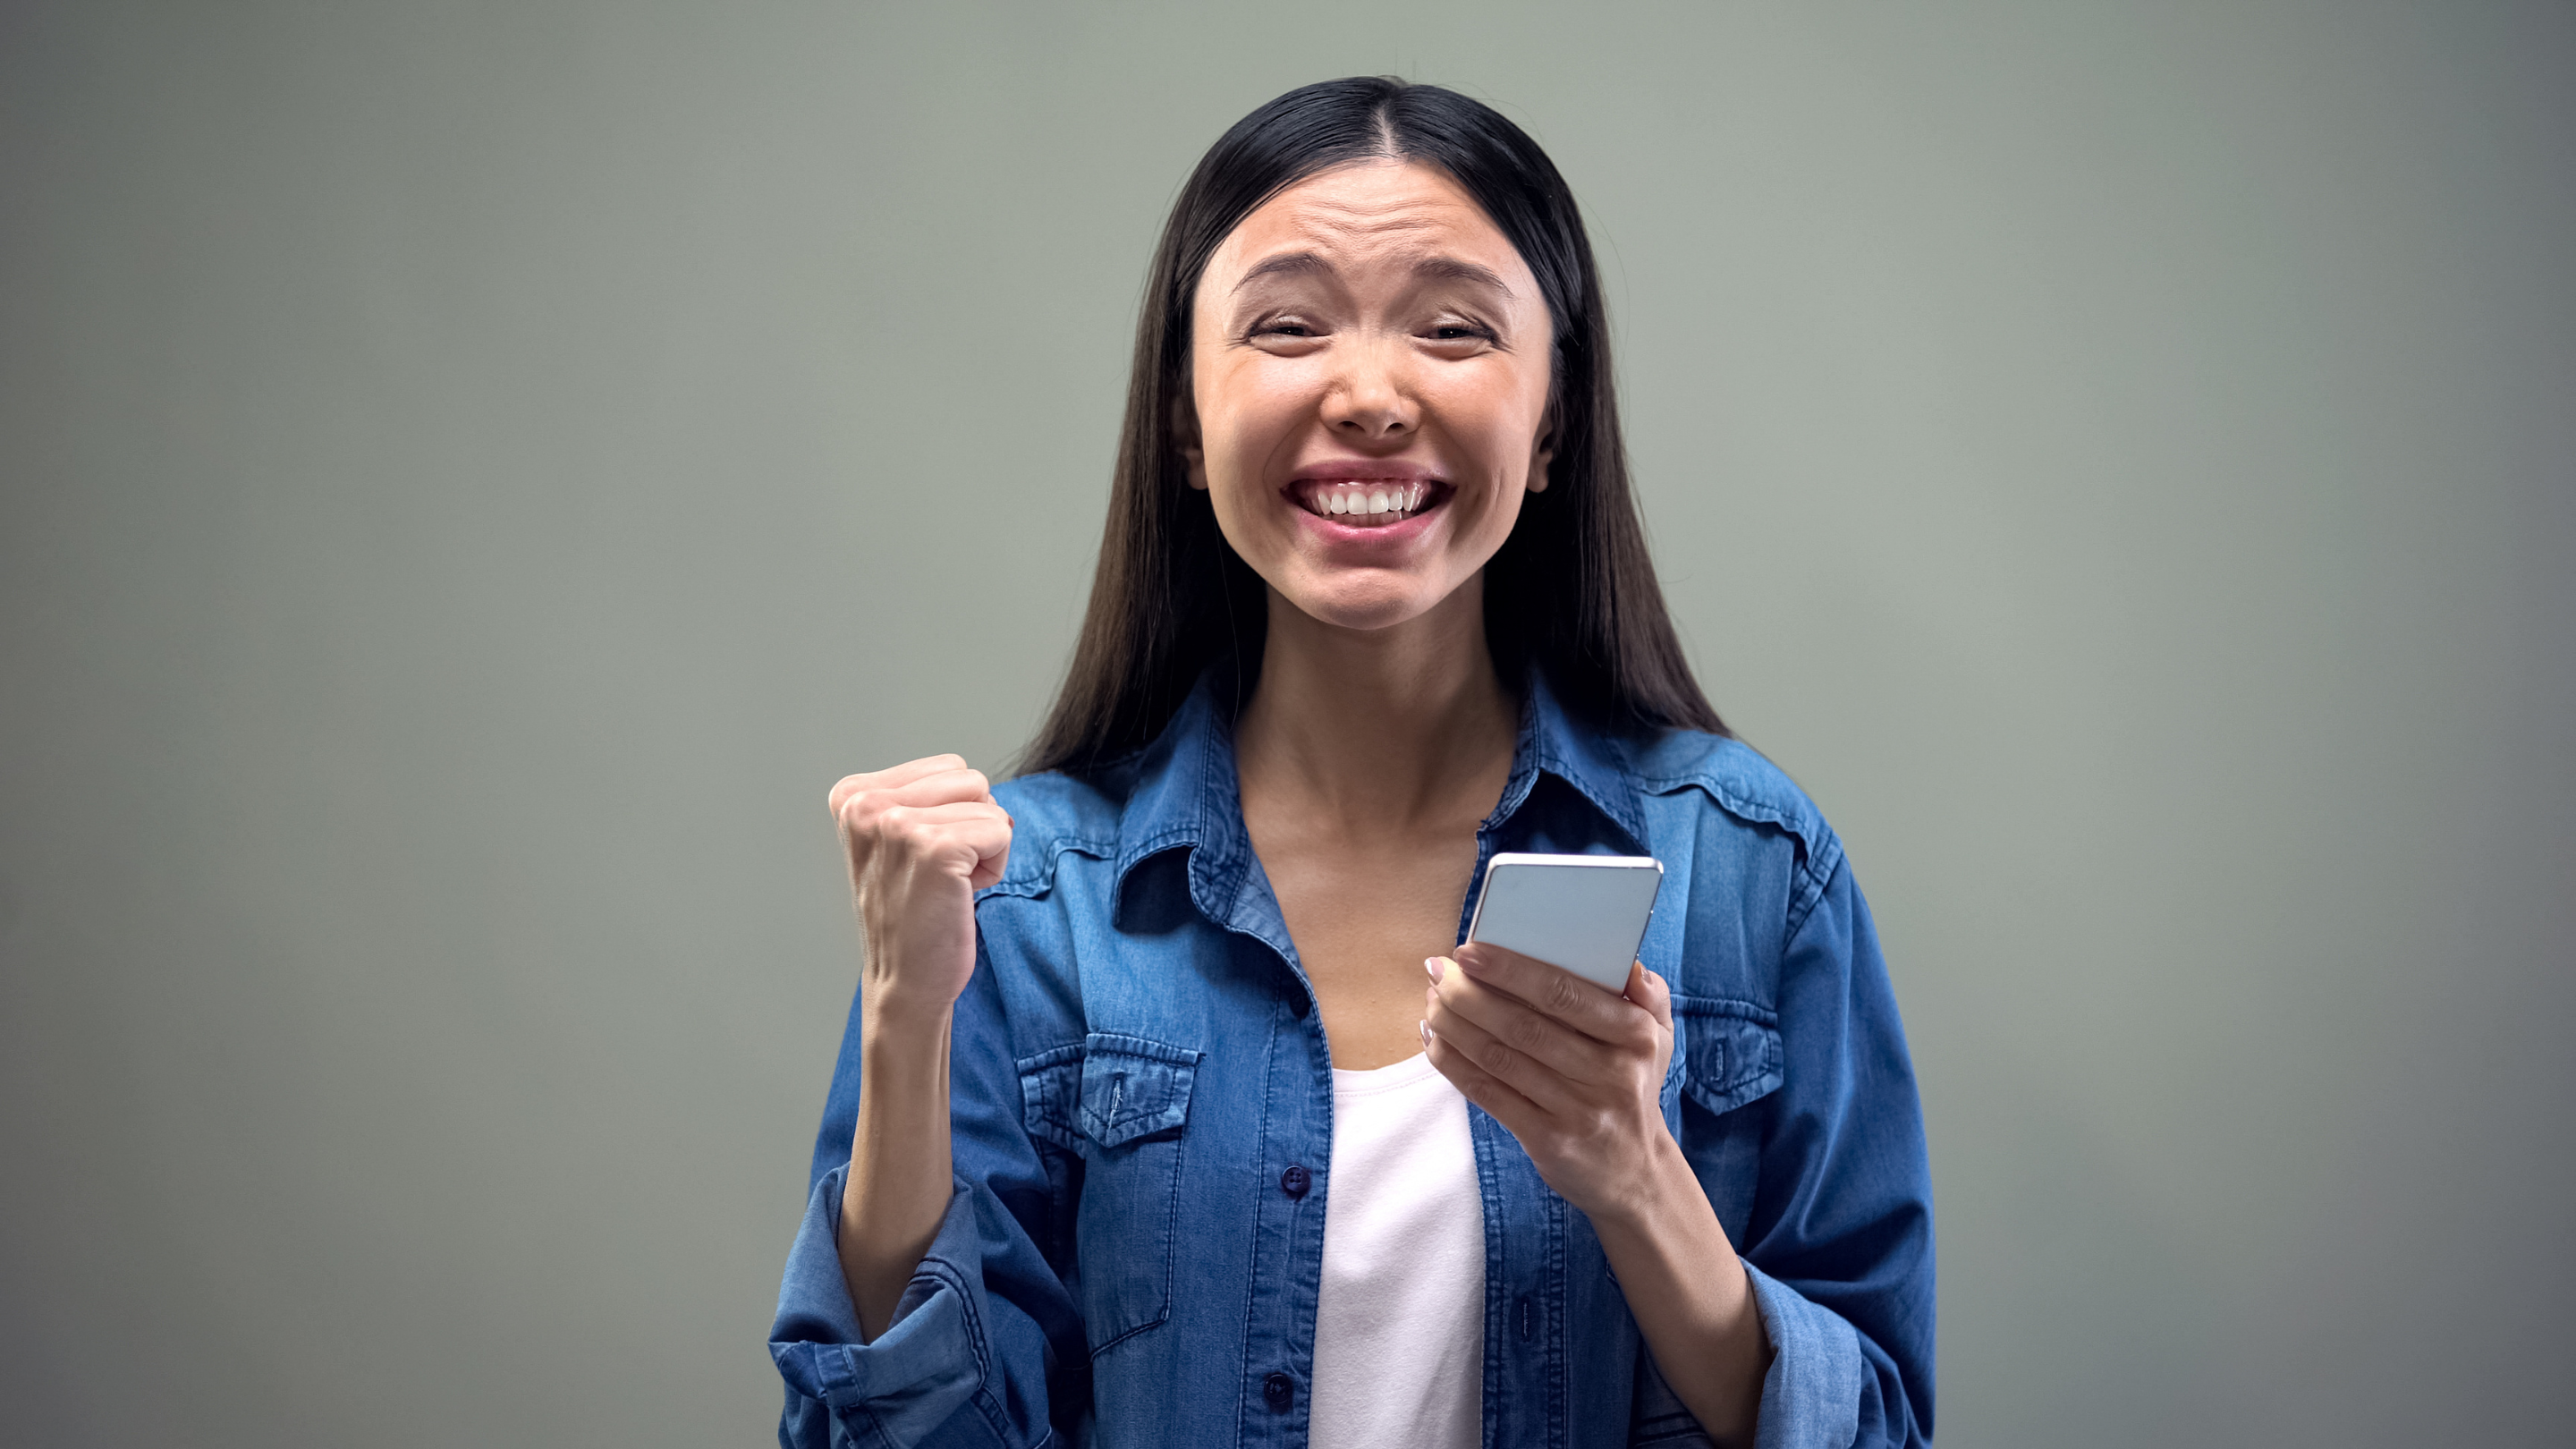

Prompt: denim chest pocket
[
  {"left": 1018, "top": 1032, "right": 1201, "bottom": 1354},
  {"left": 1672, "top": 996, "right": 1784, "bottom": 1116}
]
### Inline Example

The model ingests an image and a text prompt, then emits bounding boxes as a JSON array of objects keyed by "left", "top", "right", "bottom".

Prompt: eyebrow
[
  {"left": 1231, "top": 250, "right": 1515, "bottom": 296},
  {"left": 1407, "top": 255, "right": 1513, "bottom": 293}
]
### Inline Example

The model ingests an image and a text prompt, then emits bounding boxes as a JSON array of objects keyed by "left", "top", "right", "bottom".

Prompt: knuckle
[
  {"left": 1504, "top": 1013, "right": 1546, "bottom": 1054},
  {"left": 1546, "top": 974, "right": 1584, "bottom": 1016}
]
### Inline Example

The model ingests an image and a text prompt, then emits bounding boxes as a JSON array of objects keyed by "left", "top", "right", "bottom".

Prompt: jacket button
[
  {"left": 1279, "top": 1165, "right": 1310, "bottom": 1198},
  {"left": 1262, "top": 1371, "right": 1295, "bottom": 1412}
]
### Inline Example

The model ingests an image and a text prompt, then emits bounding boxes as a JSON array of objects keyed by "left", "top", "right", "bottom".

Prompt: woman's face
[{"left": 1184, "top": 159, "right": 1555, "bottom": 632}]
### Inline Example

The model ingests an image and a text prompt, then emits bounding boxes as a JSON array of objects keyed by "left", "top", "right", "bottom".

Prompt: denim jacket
[{"left": 770, "top": 671, "right": 1935, "bottom": 1448}]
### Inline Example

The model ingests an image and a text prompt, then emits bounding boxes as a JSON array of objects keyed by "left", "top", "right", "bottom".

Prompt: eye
[
  {"left": 1248, "top": 312, "right": 1324, "bottom": 342},
  {"left": 1425, "top": 318, "right": 1498, "bottom": 344}
]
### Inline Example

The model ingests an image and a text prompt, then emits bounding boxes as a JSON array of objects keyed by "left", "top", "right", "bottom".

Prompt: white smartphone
[{"left": 1462, "top": 852, "right": 1665, "bottom": 993}]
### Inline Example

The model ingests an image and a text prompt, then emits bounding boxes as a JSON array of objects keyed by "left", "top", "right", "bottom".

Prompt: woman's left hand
[
  {"left": 1428, "top": 945, "right": 1770, "bottom": 1444},
  {"left": 1422, "top": 944, "right": 1677, "bottom": 1220}
]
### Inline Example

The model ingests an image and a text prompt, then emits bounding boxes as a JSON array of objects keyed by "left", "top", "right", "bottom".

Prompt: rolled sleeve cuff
[
  {"left": 770, "top": 1165, "right": 989, "bottom": 1447},
  {"left": 1744, "top": 1259, "right": 1864, "bottom": 1449}
]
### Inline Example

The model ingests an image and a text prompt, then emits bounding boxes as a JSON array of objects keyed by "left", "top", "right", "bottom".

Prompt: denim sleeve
[
  {"left": 769, "top": 939, "right": 1086, "bottom": 1448},
  {"left": 1741, "top": 854, "right": 1936, "bottom": 1449}
]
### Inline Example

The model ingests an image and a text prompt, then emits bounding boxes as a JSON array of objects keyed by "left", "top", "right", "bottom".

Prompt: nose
[{"left": 1320, "top": 337, "right": 1417, "bottom": 442}]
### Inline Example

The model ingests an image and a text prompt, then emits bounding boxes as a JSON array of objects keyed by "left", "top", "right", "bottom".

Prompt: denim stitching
[
  {"left": 983, "top": 835, "right": 1116, "bottom": 900},
  {"left": 1780, "top": 831, "right": 1845, "bottom": 953},
  {"left": 1235, "top": 1000, "right": 1283, "bottom": 1436}
]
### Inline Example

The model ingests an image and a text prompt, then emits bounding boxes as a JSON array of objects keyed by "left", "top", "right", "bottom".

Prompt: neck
[{"left": 1235, "top": 577, "right": 1519, "bottom": 829}]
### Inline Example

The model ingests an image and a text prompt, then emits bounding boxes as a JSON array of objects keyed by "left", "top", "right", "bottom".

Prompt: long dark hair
[{"left": 1021, "top": 77, "right": 1724, "bottom": 775}]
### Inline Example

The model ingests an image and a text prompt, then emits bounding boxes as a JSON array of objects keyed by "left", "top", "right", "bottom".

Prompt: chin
[{"left": 1280, "top": 572, "right": 1449, "bottom": 633}]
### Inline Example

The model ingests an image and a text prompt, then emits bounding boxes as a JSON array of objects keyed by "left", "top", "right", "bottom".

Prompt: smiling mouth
[{"left": 1292, "top": 479, "right": 1442, "bottom": 528}]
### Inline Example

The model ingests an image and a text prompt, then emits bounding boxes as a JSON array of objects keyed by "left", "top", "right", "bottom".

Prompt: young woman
[{"left": 771, "top": 79, "right": 1934, "bottom": 1449}]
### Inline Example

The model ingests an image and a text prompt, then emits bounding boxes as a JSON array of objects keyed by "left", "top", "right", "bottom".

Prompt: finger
[
  {"left": 829, "top": 755, "right": 969, "bottom": 812},
  {"left": 873, "top": 801, "right": 1011, "bottom": 835},
  {"left": 1425, "top": 981, "right": 1583, "bottom": 1117},
  {"left": 835, "top": 769, "right": 996, "bottom": 832},
  {"left": 1453, "top": 941, "right": 1657, "bottom": 1051},
  {"left": 1429, "top": 955, "right": 1618, "bottom": 1088},
  {"left": 867, "top": 802, "right": 1013, "bottom": 879},
  {"left": 835, "top": 747, "right": 968, "bottom": 793},
  {"left": 1626, "top": 963, "right": 1674, "bottom": 1031},
  {"left": 1421, "top": 1020, "right": 1546, "bottom": 1135},
  {"left": 868, "top": 767, "right": 996, "bottom": 811}
]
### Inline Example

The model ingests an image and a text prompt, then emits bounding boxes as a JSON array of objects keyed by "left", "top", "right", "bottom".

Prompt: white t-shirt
[{"left": 1307, "top": 1051, "right": 1486, "bottom": 1449}]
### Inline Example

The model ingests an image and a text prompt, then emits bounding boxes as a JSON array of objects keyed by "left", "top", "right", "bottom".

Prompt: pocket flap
[
  {"left": 1673, "top": 996, "right": 1784, "bottom": 1116},
  {"left": 1077, "top": 1033, "right": 1201, "bottom": 1148},
  {"left": 1018, "top": 1043, "right": 1086, "bottom": 1153}
]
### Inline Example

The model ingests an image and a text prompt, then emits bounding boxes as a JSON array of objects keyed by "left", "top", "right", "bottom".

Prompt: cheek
[
  {"left": 1200, "top": 374, "right": 1313, "bottom": 494},
  {"left": 1436, "top": 371, "right": 1549, "bottom": 477},
  {"left": 1193, "top": 355, "right": 1257, "bottom": 445}
]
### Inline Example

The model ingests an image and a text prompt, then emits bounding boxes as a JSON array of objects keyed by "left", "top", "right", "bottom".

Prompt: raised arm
[
  {"left": 770, "top": 758, "right": 1087, "bottom": 1449},
  {"left": 826, "top": 756, "right": 1013, "bottom": 1335},
  {"left": 829, "top": 758, "right": 1020, "bottom": 1330}
]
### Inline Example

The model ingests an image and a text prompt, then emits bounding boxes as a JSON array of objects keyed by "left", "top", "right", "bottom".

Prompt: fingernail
[
  {"left": 1419, "top": 1021, "right": 1436, "bottom": 1050},
  {"left": 1425, "top": 955, "right": 1445, "bottom": 983}
]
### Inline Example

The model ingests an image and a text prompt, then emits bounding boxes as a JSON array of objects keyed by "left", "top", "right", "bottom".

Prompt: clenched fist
[{"left": 829, "top": 755, "right": 1013, "bottom": 1020}]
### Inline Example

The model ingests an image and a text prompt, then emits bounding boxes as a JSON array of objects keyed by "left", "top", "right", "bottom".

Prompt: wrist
[
  {"left": 860, "top": 977, "right": 957, "bottom": 1038},
  {"left": 856, "top": 990, "right": 953, "bottom": 1107},
  {"left": 1583, "top": 1131, "right": 1704, "bottom": 1236}
]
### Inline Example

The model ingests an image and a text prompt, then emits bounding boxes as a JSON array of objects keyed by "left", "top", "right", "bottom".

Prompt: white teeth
[{"left": 1306, "top": 481, "right": 1436, "bottom": 520}]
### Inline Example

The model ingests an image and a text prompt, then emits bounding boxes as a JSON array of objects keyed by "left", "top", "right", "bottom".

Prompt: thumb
[{"left": 1624, "top": 962, "right": 1674, "bottom": 1029}]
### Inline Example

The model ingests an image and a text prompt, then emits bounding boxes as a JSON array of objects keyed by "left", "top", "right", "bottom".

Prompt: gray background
[{"left": 4, "top": 2, "right": 2569, "bottom": 1445}]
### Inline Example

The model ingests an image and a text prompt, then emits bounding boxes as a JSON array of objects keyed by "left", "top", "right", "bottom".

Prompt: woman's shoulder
[
  {"left": 1620, "top": 725, "right": 1837, "bottom": 870},
  {"left": 1621, "top": 729, "right": 1858, "bottom": 991}
]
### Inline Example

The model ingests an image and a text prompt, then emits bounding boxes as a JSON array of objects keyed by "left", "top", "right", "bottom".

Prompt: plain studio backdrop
[{"left": 4, "top": 3, "right": 2571, "bottom": 1445}]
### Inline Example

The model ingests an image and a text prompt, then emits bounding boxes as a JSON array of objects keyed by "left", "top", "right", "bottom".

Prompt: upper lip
[{"left": 1285, "top": 459, "right": 1445, "bottom": 485}]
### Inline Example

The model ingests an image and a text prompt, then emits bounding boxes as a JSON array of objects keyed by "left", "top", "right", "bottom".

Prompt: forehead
[{"left": 1206, "top": 158, "right": 1531, "bottom": 288}]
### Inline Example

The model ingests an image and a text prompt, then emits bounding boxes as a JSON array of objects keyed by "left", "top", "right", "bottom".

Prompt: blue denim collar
[
  {"left": 1110, "top": 663, "right": 1648, "bottom": 940},
  {"left": 1507, "top": 667, "right": 1650, "bottom": 851}
]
